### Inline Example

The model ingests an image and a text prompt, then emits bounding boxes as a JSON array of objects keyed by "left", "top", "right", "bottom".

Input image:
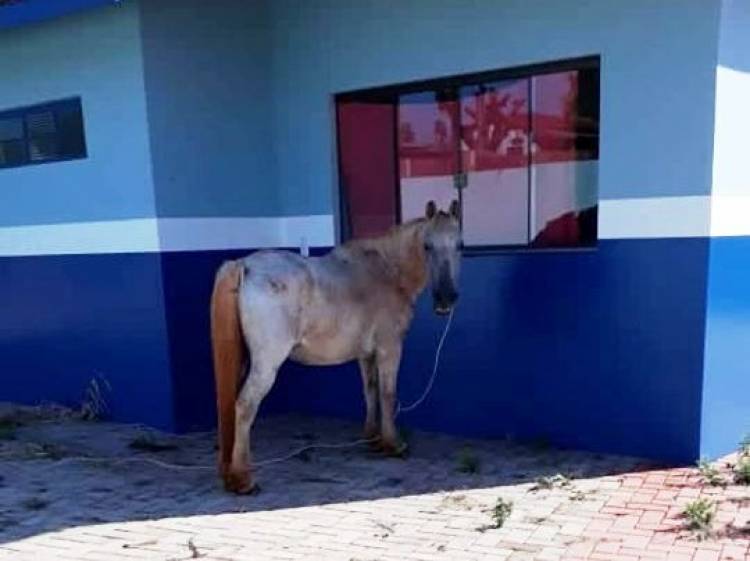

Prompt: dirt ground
[{"left": 0, "top": 403, "right": 747, "bottom": 561}]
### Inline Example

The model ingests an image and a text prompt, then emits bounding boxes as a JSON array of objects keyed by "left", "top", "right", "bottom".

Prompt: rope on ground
[{"left": 36, "top": 309, "right": 455, "bottom": 472}]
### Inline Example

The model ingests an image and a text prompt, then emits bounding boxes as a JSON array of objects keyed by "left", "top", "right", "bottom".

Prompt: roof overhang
[{"left": 0, "top": 0, "right": 116, "bottom": 31}]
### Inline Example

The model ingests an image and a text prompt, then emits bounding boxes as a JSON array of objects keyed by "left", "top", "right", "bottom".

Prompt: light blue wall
[
  {"left": 267, "top": 0, "right": 722, "bottom": 217},
  {"left": 0, "top": 1, "right": 156, "bottom": 226},
  {"left": 138, "top": 0, "right": 278, "bottom": 219},
  {"left": 700, "top": 0, "right": 750, "bottom": 459}
]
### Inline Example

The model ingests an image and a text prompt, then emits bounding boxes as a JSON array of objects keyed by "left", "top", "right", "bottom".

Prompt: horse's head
[{"left": 422, "top": 200, "right": 462, "bottom": 316}]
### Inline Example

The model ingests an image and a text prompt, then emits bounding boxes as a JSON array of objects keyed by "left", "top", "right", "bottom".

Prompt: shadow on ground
[{"left": 0, "top": 403, "right": 668, "bottom": 546}]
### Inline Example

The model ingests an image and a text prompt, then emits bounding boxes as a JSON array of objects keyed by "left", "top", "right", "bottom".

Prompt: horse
[{"left": 210, "top": 200, "right": 462, "bottom": 494}]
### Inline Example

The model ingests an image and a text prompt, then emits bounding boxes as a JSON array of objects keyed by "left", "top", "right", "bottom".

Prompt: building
[{"left": 1, "top": 0, "right": 748, "bottom": 463}]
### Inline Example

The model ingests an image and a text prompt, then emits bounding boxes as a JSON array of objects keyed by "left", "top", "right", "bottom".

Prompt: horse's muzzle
[{"left": 432, "top": 291, "right": 458, "bottom": 316}]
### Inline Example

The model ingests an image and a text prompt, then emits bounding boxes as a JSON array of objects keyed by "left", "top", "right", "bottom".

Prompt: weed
[
  {"left": 29, "top": 442, "right": 65, "bottom": 460},
  {"left": 128, "top": 434, "right": 178, "bottom": 453},
  {"left": 697, "top": 458, "right": 726, "bottom": 487},
  {"left": 398, "top": 427, "right": 412, "bottom": 448},
  {"left": 531, "top": 473, "right": 571, "bottom": 491},
  {"left": 187, "top": 538, "right": 204, "bottom": 559},
  {"left": 529, "top": 437, "right": 551, "bottom": 452},
  {"left": 734, "top": 458, "right": 750, "bottom": 485},
  {"left": 739, "top": 434, "right": 750, "bottom": 458},
  {"left": 683, "top": 498, "right": 715, "bottom": 539},
  {"left": 0, "top": 419, "right": 17, "bottom": 441},
  {"left": 456, "top": 448, "right": 481, "bottom": 474},
  {"left": 79, "top": 374, "right": 111, "bottom": 421},
  {"left": 569, "top": 489, "right": 590, "bottom": 501},
  {"left": 22, "top": 497, "right": 49, "bottom": 511},
  {"left": 491, "top": 498, "right": 513, "bottom": 528}
]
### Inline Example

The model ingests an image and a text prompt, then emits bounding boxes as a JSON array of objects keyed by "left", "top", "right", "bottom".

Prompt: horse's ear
[
  {"left": 425, "top": 200, "right": 437, "bottom": 219},
  {"left": 449, "top": 199, "right": 460, "bottom": 220}
]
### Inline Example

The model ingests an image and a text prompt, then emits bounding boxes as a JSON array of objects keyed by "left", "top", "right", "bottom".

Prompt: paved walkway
[{"left": 0, "top": 405, "right": 747, "bottom": 561}]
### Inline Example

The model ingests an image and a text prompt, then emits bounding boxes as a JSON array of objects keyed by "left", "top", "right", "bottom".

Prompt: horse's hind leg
[
  {"left": 358, "top": 355, "right": 379, "bottom": 440},
  {"left": 226, "top": 298, "right": 294, "bottom": 494},
  {"left": 226, "top": 360, "right": 280, "bottom": 493}
]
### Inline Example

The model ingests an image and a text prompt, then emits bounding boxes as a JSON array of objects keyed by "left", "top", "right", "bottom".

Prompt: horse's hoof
[
  {"left": 363, "top": 426, "right": 379, "bottom": 442},
  {"left": 381, "top": 440, "right": 409, "bottom": 459},
  {"left": 223, "top": 468, "right": 257, "bottom": 495}
]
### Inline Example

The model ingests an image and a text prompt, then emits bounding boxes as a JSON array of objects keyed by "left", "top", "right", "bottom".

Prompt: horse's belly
[
  {"left": 289, "top": 323, "right": 371, "bottom": 366},
  {"left": 289, "top": 339, "right": 360, "bottom": 366}
]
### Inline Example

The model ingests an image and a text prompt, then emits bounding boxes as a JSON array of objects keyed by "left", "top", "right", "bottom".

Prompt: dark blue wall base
[
  {"left": 161, "top": 239, "right": 709, "bottom": 462},
  {"left": 0, "top": 238, "right": 714, "bottom": 462},
  {"left": 0, "top": 253, "right": 176, "bottom": 430},
  {"left": 701, "top": 237, "right": 750, "bottom": 459},
  {"left": 158, "top": 249, "right": 255, "bottom": 432}
]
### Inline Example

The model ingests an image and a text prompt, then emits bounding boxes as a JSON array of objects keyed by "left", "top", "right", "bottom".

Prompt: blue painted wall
[
  {"left": 0, "top": 253, "right": 176, "bottom": 430},
  {"left": 701, "top": 237, "right": 750, "bottom": 458},
  {"left": 0, "top": 0, "right": 155, "bottom": 226},
  {"left": 138, "top": 0, "right": 278, "bottom": 219},
  {"left": 157, "top": 239, "right": 708, "bottom": 462},
  {"left": 158, "top": 248, "right": 254, "bottom": 432},
  {"left": 700, "top": 0, "right": 750, "bottom": 458},
  {"left": 0, "top": 0, "right": 735, "bottom": 465},
  {"left": 267, "top": 0, "right": 721, "bottom": 217}
]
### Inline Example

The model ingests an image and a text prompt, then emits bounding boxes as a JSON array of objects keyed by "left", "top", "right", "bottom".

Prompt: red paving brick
[{"left": 559, "top": 456, "right": 750, "bottom": 561}]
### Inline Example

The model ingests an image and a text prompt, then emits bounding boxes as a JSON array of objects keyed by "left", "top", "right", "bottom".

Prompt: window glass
[
  {"left": 336, "top": 59, "right": 600, "bottom": 250},
  {"left": 0, "top": 98, "right": 86, "bottom": 169},
  {"left": 398, "top": 90, "right": 459, "bottom": 223},
  {"left": 460, "top": 78, "right": 530, "bottom": 246},
  {"left": 531, "top": 69, "right": 599, "bottom": 247}
]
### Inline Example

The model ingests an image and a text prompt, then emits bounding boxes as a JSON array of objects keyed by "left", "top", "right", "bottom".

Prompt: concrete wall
[
  {"left": 0, "top": 1, "right": 156, "bottom": 226},
  {"left": 267, "top": 0, "right": 721, "bottom": 219},
  {"left": 138, "top": 0, "right": 277, "bottom": 220},
  {"left": 0, "top": 2, "right": 177, "bottom": 430}
]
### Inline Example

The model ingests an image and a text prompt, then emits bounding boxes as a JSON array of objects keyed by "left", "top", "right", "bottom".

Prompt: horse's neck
[{"left": 378, "top": 221, "right": 428, "bottom": 301}]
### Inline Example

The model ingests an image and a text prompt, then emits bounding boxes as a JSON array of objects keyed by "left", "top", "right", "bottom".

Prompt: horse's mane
[
  {"left": 334, "top": 218, "right": 429, "bottom": 298},
  {"left": 341, "top": 217, "right": 426, "bottom": 252}
]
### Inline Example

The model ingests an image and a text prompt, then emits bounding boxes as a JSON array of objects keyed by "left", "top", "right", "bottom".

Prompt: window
[
  {"left": 0, "top": 98, "right": 87, "bottom": 169},
  {"left": 336, "top": 57, "right": 600, "bottom": 249}
]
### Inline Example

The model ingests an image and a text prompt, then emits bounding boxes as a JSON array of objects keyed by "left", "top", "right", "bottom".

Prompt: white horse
[{"left": 211, "top": 200, "right": 462, "bottom": 493}]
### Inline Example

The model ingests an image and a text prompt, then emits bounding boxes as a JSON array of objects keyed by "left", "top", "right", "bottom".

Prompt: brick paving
[{"left": 0, "top": 404, "right": 747, "bottom": 561}]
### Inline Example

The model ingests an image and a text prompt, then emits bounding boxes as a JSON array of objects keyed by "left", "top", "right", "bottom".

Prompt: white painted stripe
[
  {"left": 2, "top": 197, "right": 749, "bottom": 257},
  {"left": 0, "top": 215, "right": 335, "bottom": 256},
  {"left": 0, "top": 219, "right": 160, "bottom": 256},
  {"left": 598, "top": 196, "right": 710, "bottom": 239},
  {"left": 157, "top": 215, "right": 335, "bottom": 252},
  {"left": 710, "top": 195, "right": 750, "bottom": 237}
]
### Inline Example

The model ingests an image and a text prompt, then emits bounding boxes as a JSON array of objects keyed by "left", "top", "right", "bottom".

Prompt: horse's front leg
[
  {"left": 358, "top": 355, "right": 379, "bottom": 440},
  {"left": 376, "top": 342, "right": 407, "bottom": 456}
]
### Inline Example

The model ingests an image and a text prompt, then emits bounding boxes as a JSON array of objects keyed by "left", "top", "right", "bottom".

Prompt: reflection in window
[
  {"left": 460, "top": 79, "right": 530, "bottom": 246},
  {"left": 337, "top": 100, "right": 397, "bottom": 239},
  {"left": 398, "top": 91, "right": 459, "bottom": 223},
  {"left": 0, "top": 117, "right": 26, "bottom": 167},
  {"left": 336, "top": 58, "right": 600, "bottom": 250},
  {"left": 530, "top": 69, "right": 599, "bottom": 248}
]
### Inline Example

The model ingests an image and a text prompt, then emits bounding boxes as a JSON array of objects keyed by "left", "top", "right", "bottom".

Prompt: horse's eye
[{"left": 423, "top": 243, "right": 431, "bottom": 252}]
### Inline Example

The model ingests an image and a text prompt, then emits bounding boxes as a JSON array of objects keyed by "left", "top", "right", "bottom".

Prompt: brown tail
[{"left": 210, "top": 260, "right": 247, "bottom": 478}]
